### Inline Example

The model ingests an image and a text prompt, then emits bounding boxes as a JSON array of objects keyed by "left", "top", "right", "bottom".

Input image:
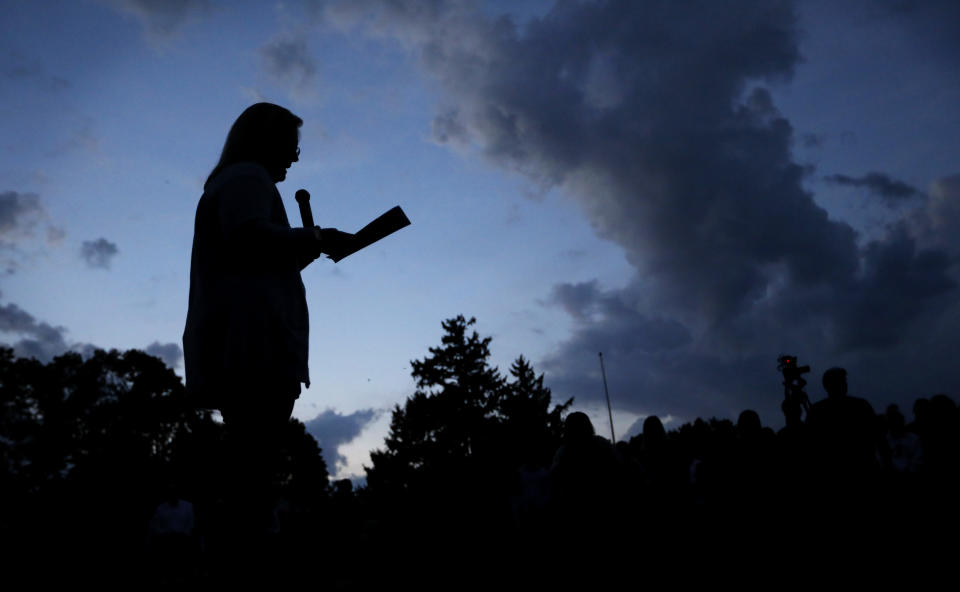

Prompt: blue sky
[{"left": 2, "top": 0, "right": 959, "bottom": 480}]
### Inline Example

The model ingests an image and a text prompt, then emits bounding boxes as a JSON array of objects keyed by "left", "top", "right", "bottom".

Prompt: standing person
[
  {"left": 805, "top": 367, "right": 880, "bottom": 532},
  {"left": 806, "top": 367, "right": 878, "bottom": 474},
  {"left": 182, "top": 103, "right": 352, "bottom": 567}
]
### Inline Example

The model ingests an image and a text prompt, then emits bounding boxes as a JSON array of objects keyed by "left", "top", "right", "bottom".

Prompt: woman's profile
[{"left": 182, "top": 102, "right": 352, "bottom": 553}]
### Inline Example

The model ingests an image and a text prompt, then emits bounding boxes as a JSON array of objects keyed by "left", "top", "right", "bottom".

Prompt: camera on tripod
[
  {"left": 777, "top": 355, "right": 810, "bottom": 378},
  {"left": 777, "top": 354, "right": 811, "bottom": 413}
]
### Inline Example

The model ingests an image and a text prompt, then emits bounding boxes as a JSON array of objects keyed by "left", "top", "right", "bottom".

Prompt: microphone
[{"left": 295, "top": 189, "right": 314, "bottom": 228}]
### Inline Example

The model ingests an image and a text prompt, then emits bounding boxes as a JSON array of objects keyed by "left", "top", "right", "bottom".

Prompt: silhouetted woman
[{"left": 182, "top": 103, "right": 351, "bottom": 566}]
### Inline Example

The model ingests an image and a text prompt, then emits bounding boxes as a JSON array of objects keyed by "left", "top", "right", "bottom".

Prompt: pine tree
[
  {"left": 501, "top": 355, "right": 571, "bottom": 470},
  {"left": 366, "top": 316, "right": 570, "bottom": 496}
]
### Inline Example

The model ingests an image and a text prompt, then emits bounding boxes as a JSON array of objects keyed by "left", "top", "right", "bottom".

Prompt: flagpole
[{"left": 598, "top": 352, "right": 615, "bottom": 443}]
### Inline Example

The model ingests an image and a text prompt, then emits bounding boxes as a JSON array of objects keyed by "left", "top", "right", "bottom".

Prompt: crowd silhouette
[{"left": 2, "top": 320, "right": 959, "bottom": 586}]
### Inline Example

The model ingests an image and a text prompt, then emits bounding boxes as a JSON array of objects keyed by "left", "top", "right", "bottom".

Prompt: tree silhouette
[
  {"left": 0, "top": 346, "right": 332, "bottom": 584},
  {"left": 499, "top": 356, "right": 571, "bottom": 470},
  {"left": 359, "top": 317, "right": 571, "bottom": 586},
  {"left": 365, "top": 316, "right": 570, "bottom": 496},
  {"left": 277, "top": 418, "right": 330, "bottom": 504},
  {"left": 0, "top": 347, "right": 217, "bottom": 580},
  {"left": 0, "top": 347, "right": 210, "bottom": 498}
]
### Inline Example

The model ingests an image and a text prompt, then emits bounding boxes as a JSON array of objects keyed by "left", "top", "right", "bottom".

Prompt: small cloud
[
  {"left": 0, "top": 191, "right": 70, "bottom": 273},
  {"left": 432, "top": 110, "right": 471, "bottom": 147},
  {"left": 909, "top": 173, "right": 960, "bottom": 257},
  {"left": 504, "top": 203, "right": 523, "bottom": 225},
  {"left": 559, "top": 248, "right": 587, "bottom": 260},
  {"left": 80, "top": 238, "right": 119, "bottom": 269},
  {"left": 259, "top": 35, "right": 318, "bottom": 97},
  {"left": 0, "top": 190, "right": 47, "bottom": 273},
  {"left": 624, "top": 416, "right": 647, "bottom": 440},
  {"left": 145, "top": 341, "right": 183, "bottom": 369},
  {"left": 0, "top": 190, "right": 44, "bottom": 241},
  {"left": 46, "top": 226, "right": 66, "bottom": 246},
  {"left": 65, "top": 120, "right": 100, "bottom": 153},
  {"left": 548, "top": 280, "right": 602, "bottom": 321},
  {"left": 825, "top": 172, "right": 923, "bottom": 205},
  {"left": 839, "top": 131, "right": 858, "bottom": 146},
  {"left": 99, "top": 0, "right": 214, "bottom": 46},
  {"left": 1, "top": 49, "right": 73, "bottom": 92},
  {"left": 800, "top": 133, "right": 824, "bottom": 149},
  {"left": 0, "top": 298, "right": 70, "bottom": 362},
  {"left": 240, "top": 86, "right": 271, "bottom": 104},
  {"left": 0, "top": 295, "right": 101, "bottom": 363},
  {"left": 303, "top": 408, "right": 381, "bottom": 473},
  {"left": 46, "top": 118, "right": 100, "bottom": 158},
  {"left": 0, "top": 298, "right": 39, "bottom": 334}
]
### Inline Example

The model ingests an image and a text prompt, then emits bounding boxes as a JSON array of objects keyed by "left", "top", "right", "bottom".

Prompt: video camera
[{"left": 777, "top": 355, "right": 810, "bottom": 379}]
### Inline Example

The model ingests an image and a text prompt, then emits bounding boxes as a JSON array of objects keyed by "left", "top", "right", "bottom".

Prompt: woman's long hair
[{"left": 205, "top": 102, "right": 302, "bottom": 188}]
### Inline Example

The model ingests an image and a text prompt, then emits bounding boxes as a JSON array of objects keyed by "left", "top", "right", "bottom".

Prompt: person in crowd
[
  {"left": 806, "top": 367, "right": 878, "bottom": 474},
  {"left": 146, "top": 483, "right": 198, "bottom": 583},
  {"left": 883, "top": 404, "right": 923, "bottom": 474},
  {"left": 550, "top": 412, "right": 620, "bottom": 528}
]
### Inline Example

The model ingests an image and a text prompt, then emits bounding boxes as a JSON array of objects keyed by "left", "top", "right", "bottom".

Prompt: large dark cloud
[
  {"left": 831, "top": 225, "right": 956, "bottom": 350},
  {"left": 80, "top": 238, "right": 119, "bottom": 269},
  {"left": 327, "top": 0, "right": 855, "bottom": 323},
  {"left": 541, "top": 280, "right": 776, "bottom": 421},
  {"left": 548, "top": 281, "right": 692, "bottom": 353},
  {"left": 825, "top": 172, "right": 923, "bottom": 206},
  {"left": 303, "top": 408, "right": 381, "bottom": 474},
  {"left": 328, "top": 0, "right": 960, "bottom": 426}
]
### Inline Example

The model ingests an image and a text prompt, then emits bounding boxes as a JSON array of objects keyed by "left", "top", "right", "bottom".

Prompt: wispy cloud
[
  {"left": 46, "top": 226, "right": 66, "bottom": 246},
  {"left": 825, "top": 172, "right": 923, "bottom": 205},
  {"left": 99, "top": 0, "right": 214, "bottom": 47},
  {"left": 0, "top": 48, "right": 71, "bottom": 92},
  {"left": 259, "top": 34, "right": 319, "bottom": 100}
]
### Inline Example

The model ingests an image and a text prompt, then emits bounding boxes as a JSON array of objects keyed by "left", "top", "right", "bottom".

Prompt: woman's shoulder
[{"left": 204, "top": 162, "right": 272, "bottom": 193}]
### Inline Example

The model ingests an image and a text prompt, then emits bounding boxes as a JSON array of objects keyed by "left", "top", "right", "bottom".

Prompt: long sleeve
[
  {"left": 183, "top": 162, "right": 313, "bottom": 407},
  {"left": 217, "top": 168, "right": 319, "bottom": 272}
]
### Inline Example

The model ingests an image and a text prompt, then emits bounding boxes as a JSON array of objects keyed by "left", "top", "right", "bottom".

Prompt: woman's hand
[{"left": 318, "top": 228, "right": 356, "bottom": 262}]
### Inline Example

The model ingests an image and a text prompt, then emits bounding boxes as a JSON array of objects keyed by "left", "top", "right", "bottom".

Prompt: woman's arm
[{"left": 218, "top": 171, "right": 321, "bottom": 270}]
